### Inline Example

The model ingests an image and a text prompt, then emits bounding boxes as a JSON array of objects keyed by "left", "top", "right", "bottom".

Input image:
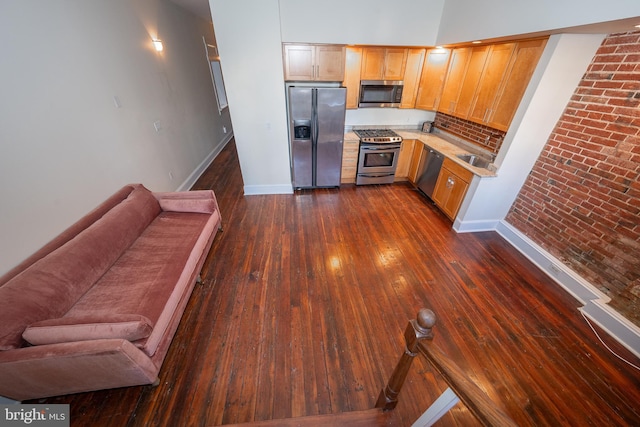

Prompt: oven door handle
[{"left": 361, "top": 145, "right": 399, "bottom": 151}]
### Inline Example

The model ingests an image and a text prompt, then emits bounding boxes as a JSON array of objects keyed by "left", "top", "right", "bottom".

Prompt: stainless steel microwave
[{"left": 358, "top": 80, "right": 404, "bottom": 108}]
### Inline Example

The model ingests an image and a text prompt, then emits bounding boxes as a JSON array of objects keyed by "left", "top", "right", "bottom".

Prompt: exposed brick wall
[
  {"left": 434, "top": 112, "right": 506, "bottom": 153},
  {"left": 506, "top": 30, "right": 640, "bottom": 326}
]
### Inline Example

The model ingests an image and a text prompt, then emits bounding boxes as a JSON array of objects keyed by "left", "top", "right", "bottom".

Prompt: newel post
[{"left": 375, "top": 308, "right": 437, "bottom": 411}]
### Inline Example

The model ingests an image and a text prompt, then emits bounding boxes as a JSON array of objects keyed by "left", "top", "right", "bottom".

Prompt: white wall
[
  {"left": 279, "top": 0, "right": 444, "bottom": 46},
  {"left": 438, "top": 0, "right": 640, "bottom": 44},
  {"left": 209, "top": 0, "right": 293, "bottom": 195},
  {"left": 346, "top": 109, "right": 435, "bottom": 128},
  {"left": 0, "top": 0, "right": 232, "bottom": 275}
]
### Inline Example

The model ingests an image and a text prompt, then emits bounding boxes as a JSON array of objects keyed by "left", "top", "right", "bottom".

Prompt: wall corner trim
[{"left": 495, "top": 220, "right": 640, "bottom": 358}]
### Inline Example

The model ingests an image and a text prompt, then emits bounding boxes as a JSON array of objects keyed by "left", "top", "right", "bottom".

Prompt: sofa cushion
[
  {"left": 64, "top": 211, "right": 216, "bottom": 356},
  {"left": 0, "top": 185, "right": 161, "bottom": 350},
  {"left": 22, "top": 314, "right": 153, "bottom": 346}
]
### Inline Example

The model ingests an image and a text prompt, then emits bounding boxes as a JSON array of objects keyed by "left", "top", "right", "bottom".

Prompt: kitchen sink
[{"left": 456, "top": 153, "right": 493, "bottom": 169}]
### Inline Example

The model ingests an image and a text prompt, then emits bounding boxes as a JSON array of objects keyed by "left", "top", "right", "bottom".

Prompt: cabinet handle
[
  {"left": 484, "top": 108, "right": 492, "bottom": 123},
  {"left": 446, "top": 177, "right": 455, "bottom": 188}
]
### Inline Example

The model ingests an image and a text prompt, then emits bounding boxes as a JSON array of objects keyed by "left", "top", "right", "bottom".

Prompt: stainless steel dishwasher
[{"left": 416, "top": 145, "right": 444, "bottom": 198}]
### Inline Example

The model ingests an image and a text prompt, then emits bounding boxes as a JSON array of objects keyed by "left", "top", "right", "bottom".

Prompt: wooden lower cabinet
[
  {"left": 395, "top": 139, "right": 415, "bottom": 180},
  {"left": 408, "top": 140, "right": 424, "bottom": 184},
  {"left": 432, "top": 158, "right": 474, "bottom": 220},
  {"left": 341, "top": 137, "right": 360, "bottom": 183}
]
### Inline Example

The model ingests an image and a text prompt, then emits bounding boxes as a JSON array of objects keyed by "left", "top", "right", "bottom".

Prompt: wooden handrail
[{"left": 376, "top": 309, "right": 517, "bottom": 427}]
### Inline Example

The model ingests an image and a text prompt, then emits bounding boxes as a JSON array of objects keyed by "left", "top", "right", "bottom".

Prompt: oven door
[{"left": 358, "top": 144, "right": 399, "bottom": 174}]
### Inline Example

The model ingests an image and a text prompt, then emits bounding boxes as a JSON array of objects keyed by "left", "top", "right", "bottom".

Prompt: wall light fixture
[{"left": 152, "top": 39, "right": 164, "bottom": 52}]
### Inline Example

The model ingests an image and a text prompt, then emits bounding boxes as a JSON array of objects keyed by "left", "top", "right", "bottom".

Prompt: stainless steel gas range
[{"left": 353, "top": 129, "right": 403, "bottom": 185}]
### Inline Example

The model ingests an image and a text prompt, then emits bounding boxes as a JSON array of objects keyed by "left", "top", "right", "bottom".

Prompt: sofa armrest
[
  {"left": 0, "top": 339, "right": 158, "bottom": 401},
  {"left": 153, "top": 190, "right": 221, "bottom": 216}
]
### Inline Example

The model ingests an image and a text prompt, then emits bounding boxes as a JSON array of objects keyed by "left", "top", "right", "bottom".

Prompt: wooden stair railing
[{"left": 375, "top": 309, "right": 517, "bottom": 427}]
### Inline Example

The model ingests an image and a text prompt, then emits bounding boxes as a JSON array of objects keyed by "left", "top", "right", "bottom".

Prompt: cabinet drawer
[{"left": 441, "top": 158, "right": 473, "bottom": 184}]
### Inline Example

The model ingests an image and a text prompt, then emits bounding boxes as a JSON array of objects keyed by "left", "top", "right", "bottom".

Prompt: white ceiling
[
  {"left": 170, "top": 0, "right": 212, "bottom": 22},
  {"left": 171, "top": 0, "right": 639, "bottom": 41}
]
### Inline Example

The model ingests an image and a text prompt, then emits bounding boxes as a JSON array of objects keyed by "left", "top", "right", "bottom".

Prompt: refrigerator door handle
[{"left": 312, "top": 89, "right": 319, "bottom": 143}]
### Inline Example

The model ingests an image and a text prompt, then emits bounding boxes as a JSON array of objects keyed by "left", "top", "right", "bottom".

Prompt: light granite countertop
[{"left": 345, "top": 129, "right": 498, "bottom": 178}]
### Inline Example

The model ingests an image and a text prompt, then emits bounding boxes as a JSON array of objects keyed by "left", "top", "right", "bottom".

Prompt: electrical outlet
[{"left": 223, "top": 126, "right": 227, "bottom": 133}]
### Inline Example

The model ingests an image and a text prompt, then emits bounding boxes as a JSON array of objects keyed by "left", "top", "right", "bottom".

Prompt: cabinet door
[
  {"left": 432, "top": 167, "right": 466, "bottom": 220},
  {"left": 468, "top": 43, "right": 515, "bottom": 125},
  {"left": 432, "top": 158, "right": 474, "bottom": 220},
  {"left": 438, "top": 48, "right": 471, "bottom": 115},
  {"left": 400, "top": 49, "right": 426, "bottom": 109},
  {"left": 383, "top": 48, "right": 408, "bottom": 80},
  {"left": 408, "top": 141, "right": 424, "bottom": 184},
  {"left": 431, "top": 168, "right": 450, "bottom": 213},
  {"left": 454, "top": 45, "right": 490, "bottom": 119},
  {"left": 343, "top": 47, "right": 363, "bottom": 109},
  {"left": 360, "top": 48, "right": 386, "bottom": 80},
  {"left": 316, "top": 45, "right": 346, "bottom": 81},
  {"left": 415, "top": 48, "right": 451, "bottom": 111},
  {"left": 283, "top": 44, "right": 315, "bottom": 81},
  {"left": 442, "top": 171, "right": 470, "bottom": 219},
  {"left": 395, "top": 139, "right": 415, "bottom": 179},
  {"left": 487, "top": 38, "right": 547, "bottom": 131},
  {"left": 341, "top": 137, "right": 360, "bottom": 183}
]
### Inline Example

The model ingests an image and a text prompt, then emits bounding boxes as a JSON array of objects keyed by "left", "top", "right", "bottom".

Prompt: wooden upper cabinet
[
  {"left": 383, "top": 48, "right": 408, "bottom": 80},
  {"left": 468, "top": 43, "right": 516, "bottom": 125},
  {"left": 455, "top": 45, "right": 490, "bottom": 119},
  {"left": 415, "top": 48, "right": 451, "bottom": 111},
  {"left": 360, "top": 47, "right": 408, "bottom": 80},
  {"left": 283, "top": 43, "right": 345, "bottom": 81},
  {"left": 400, "top": 49, "right": 426, "bottom": 109},
  {"left": 438, "top": 47, "right": 471, "bottom": 115},
  {"left": 283, "top": 44, "right": 315, "bottom": 80},
  {"left": 486, "top": 38, "right": 547, "bottom": 131},
  {"left": 360, "top": 48, "right": 385, "bottom": 79},
  {"left": 343, "top": 47, "right": 363, "bottom": 109},
  {"left": 315, "top": 45, "right": 346, "bottom": 81},
  {"left": 438, "top": 38, "right": 547, "bottom": 131}
]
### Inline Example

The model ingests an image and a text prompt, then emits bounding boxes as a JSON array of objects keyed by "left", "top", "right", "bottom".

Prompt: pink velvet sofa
[{"left": 0, "top": 184, "right": 222, "bottom": 401}]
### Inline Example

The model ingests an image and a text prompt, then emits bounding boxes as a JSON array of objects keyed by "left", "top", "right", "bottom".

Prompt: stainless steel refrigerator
[{"left": 287, "top": 86, "right": 346, "bottom": 189}]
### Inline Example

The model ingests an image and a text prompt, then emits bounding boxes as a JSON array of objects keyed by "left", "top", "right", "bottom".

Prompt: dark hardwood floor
[{"left": 36, "top": 139, "right": 640, "bottom": 426}]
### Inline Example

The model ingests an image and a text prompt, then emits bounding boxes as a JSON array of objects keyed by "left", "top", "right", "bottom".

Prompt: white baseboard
[
  {"left": 243, "top": 184, "right": 293, "bottom": 195},
  {"left": 179, "top": 132, "right": 234, "bottom": 191},
  {"left": 453, "top": 218, "right": 500, "bottom": 233},
  {"left": 496, "top": 220, "right": 640, "bottom": 358}
]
